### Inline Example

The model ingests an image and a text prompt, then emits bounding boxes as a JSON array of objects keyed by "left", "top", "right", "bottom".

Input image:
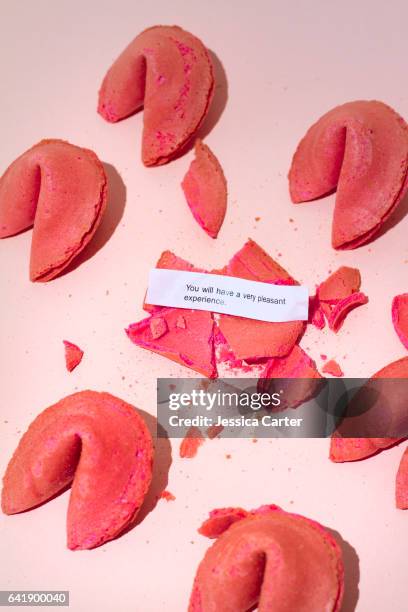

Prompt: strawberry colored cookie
[
  {"left": 182, "top": 139, "right": 227, "bottom": 238},
  {"left": 330, "top": 357, "right": 408, "bottom": 508},
  {"left": 289, "top": 100, "right": 408, "bottom": 248},
  {"left": 1, "top": 391, "right": 153, "bottom": 550},
  {"left": 189, "top": 505, "right": 344, "bottom": 611},
  {"left": 0, "top": 140, "right": 108, "bottom": 281},
  {"left": 98, "top": 26, "right": 214, "bottom": 166}
]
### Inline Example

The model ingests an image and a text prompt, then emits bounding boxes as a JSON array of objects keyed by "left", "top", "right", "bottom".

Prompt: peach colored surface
[{"left": 0, "top": 1, "right": 407, "bottom": 611}]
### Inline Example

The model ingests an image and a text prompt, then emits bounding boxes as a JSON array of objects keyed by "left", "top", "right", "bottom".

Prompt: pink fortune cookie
[
  {"left": 392, "top": 293, "right": 408, "bottom": 350},
  {"left": 98, "top": 26, "right": 214, "bottom": 166},
  {"left": 189, "top": 505, "right": 344, "bottom": 612},
  {"left": 396, "top": 447, "right": 408, "bottom": 509},
  {"left": 217, "top": 240, "right": 304, "bottom": 360},
  {"left": 330, "top": 357, "right": 408, "bottom": 508},
  {"left": 126, "top": 307, "right": 216, "bottom": 378},
  {"left": 182, "top": 139, "right": 227, "bottom": 238},
  {"left": 289, "top": 100, "right": 408, "bottom": 249},
  {"left": 1, "top": 391, "right": 153, "bottom": 550},
  {"left": 63, "top": 340, "right": 84, "bottom": 372},
  {"left": 0, "top": 140, "right": 108, "bottom": 282}
]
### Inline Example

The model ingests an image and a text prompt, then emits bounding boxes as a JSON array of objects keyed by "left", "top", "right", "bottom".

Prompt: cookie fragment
[
  {"left": 322, "top": 359, "right": 343, "bottom": 377},
  {"left": 180, "top": 426, "right": 205, "bottom": 458},
  {"left": 315, "top": 267, "right": 368, "bottom": 332},
  {"left": 392, "top": 293, "right": 408, "bottom": 350},
  {"left": 98, "top": 26, "right": 214, "bottom": 166},
  {"left": 260, "top": 346, "right": 322, "bottom": 410},
  {"left": 198, "top": 507, "right": 248, "bottom": 538},
  {"left": 150, "top": 316, "right": 168, "bottom": 339},
  {"left": 143, "top": 250, "right": 205, "bottom": 313},
  {"left": 217, "top": 240, "right": 304, "bottom": 360},
  {"left": 289, "top": 100, "right": 408, "bottom": 248},
  {"left": 1, "top": 391, "right": 153, "bottom": 550},
  {"left": 63, "top": 340, "right": 84, "bottom": 372},
  {"left": 327, "top": 292, "right": 368, "bottom": 332},
  {"left": 182, "top": 139, "right": 227, "bottom": 238},
  {"left": 190, "top": 504, "right": 344, "bottom": 611},
  {"left": 176, "top": 315, "right": 187, "bottom": 329},
  {"left": 160, "top": 490, "right": 176, "bottom": 502},
  {"left": 318, "top": 266, "right": 361, "bottom": 302},
  {"left": 126, "top": 308, "right": 216, "bottom": 378},
  {"left": 0, "top": 140, "right": 108, "bottom": 281}
]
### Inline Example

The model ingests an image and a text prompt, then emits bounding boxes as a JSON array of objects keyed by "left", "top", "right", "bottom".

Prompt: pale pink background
[{"left": 0, "top": 1, "right": 407, "bottom": 610}]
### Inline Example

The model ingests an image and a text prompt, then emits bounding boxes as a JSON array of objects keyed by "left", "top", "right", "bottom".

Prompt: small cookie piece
[
  {"left": 126, "top": 308, "right": 216, "bottom": 378},
  {"left": 322, "top": 359, "right": 343, "bottom": 377},
  {"left": 217, "top": 240, "right": 304, "bottom": 360},
  {"left": 316, "top": 267, "right": 368, "bottom": 332},
  {"left": 182, "top": 139, "right": 227, "bottom": 238},
  {"left": 180, "top": 426, "right": 205, "bottom": 458},
  {"left": 63, "top": 340, "right": 84, "bottom": 372},
  {"left": 392, "top": 293, "right": 408, "bottom": 350},
  {"left": 259, "top": 345, "right": 322, "bottom": 410}
]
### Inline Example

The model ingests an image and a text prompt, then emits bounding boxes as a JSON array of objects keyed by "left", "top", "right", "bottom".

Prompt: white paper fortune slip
[{"left": 146, "top": 269, "right": 309, "bottom": 323}]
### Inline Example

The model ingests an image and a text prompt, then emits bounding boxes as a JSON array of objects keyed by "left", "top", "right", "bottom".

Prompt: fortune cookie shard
[
  {"left": 189, "top": 505, "right": 344, "bottom": 611},
  {"left": 63, "top": 341, "right": 84, "bottom": 372},
  {"left": 182, "top": 139, "right": 227, "bottom": 238},
  {"left": 392, "top": 293, "right": 408, "bottom": 350},
  {"left": 126, "top": 308, "right": 216, "bottom": 378},
  {"left": 0, "top": 140, "right": 108, "bottom": 282},
  {"left": 259, "top": 345, "right": 323, "bottom": 410},
  {"left": 98, "top": 25, "right": 214, "bottom": 166},
  {"left": 289, "top": 101, "right": 408, "bottom": 249},
  {"left": 217, "top": 240, "right": 304, "bottom": 360},
  {"left": 1, "top": 391, "right": 153, "bottom": 550},
  {"left": 315, "top": 266, "right": 368, "bottom": 332}
]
